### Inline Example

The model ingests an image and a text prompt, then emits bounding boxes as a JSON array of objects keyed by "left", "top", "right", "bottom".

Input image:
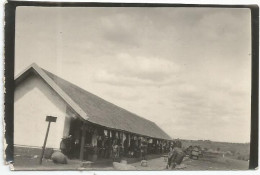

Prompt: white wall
[{"left": 14, "top": 73, "right": 72, "bottom": 149}]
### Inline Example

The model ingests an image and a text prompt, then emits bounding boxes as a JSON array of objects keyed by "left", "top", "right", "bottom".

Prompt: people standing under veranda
[
  {"left": 104, "top": 136, "right": 111, "bottom": 158},
  {"left": 112, "top": 138, "right": 120, "bottom": 161},
  {"left": 118, "top": 138, "right": 123, "bottom": 160},
  {"left": 140, "top": 138, "right": 148, "bottom": 160},
  {"left": 97, "top": 136, "right": 104, "bottom": 158},
  {"left": 129, "top": 137, "right": 135, "bottom": 157},
  {"left": 134, "top": 138, "right": 139, "bottom": 158},
  {"left": 123, "top": 138, "right": 129, "bottom": 156},
  {"left": 60, "top": 135, "right": 74, "bottom": 158}
]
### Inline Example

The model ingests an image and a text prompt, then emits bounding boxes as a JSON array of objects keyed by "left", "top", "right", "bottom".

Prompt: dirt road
[
  {"left": 130, "top": 156, "right": 249, "bottom": 170},
  {"left": 13, "top": 154, "right": 249, "bottom": 170}
]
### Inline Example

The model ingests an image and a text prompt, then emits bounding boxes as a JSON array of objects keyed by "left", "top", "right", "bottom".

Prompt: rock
[
  {"left": 33, "top": 155, "right": 38, "bottom": 158},
  {"left": 120, "top": 160, "right": 127, "bottom": 164},
  {"left": 113, "top": 162, "right": 136, "bottom": 170},
  {"left": 175, "top": 164, "right": 187, "bottom": 170},
  {"left": 80, "top": 161, "right": 93, "bottom": 168},
  {"left": 141, "top": 160, "right": 148, "bottom": 167},
  {"left": 51, "top": 151, "right": 67, "bottom": 164}
]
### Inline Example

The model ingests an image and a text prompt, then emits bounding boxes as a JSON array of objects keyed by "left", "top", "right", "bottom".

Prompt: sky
[{"left": 15, "top": 7, "right": 251, "bottom": 143}]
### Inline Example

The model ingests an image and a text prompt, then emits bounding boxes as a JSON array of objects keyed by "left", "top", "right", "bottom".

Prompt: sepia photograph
[{"left": 3, "top": 1, "right": 258, "bottom": 171}]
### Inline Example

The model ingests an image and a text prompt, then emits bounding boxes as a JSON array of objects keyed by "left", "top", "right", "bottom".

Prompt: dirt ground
[
  {"left": 13, "top": 154, "right": 249, "bottom": 171},
  {"left": 131, "top": 156, "right": 249, "bottom": 170}
]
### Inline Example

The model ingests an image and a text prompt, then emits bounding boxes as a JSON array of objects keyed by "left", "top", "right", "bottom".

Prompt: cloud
[
  {"left": 15, "top": 7, "right": 251, "bottom": 143},
  {"left": 100, "top": 14, "right": 140, "bottom": 47},
  {"left": 94, "top": 69, "right": 146, "bottom": 86},
  {"left": 94, "top": 53, "right": 180, "bottom": 86}
]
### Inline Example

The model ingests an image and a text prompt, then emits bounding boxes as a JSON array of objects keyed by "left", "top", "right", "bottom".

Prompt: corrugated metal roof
[{"left": 16, "top": 63, "right": 172, "bottom": 140}]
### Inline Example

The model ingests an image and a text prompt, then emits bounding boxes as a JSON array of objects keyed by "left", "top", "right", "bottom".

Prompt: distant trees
[{"left": 230, "top": 150, "right": 236, "bottom": 155}]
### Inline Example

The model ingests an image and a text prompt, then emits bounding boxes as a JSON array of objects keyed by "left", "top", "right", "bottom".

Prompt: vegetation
[{"left": 180, "top": 139, "right": 250, "bottom": 161}]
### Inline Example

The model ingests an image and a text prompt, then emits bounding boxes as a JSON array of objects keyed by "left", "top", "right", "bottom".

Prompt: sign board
[
  {"left": 46, "top": 116, "right": 57, "bottom": 122},
  {"left": 40, "top": 116, "right": 57, "bottom": 164}
]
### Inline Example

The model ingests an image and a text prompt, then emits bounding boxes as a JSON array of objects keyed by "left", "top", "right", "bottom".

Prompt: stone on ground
[
  {"left": 51, "top": 151, "right": 67, "bottom": 164},
  {"left": 113, "top": 162, "right": 136, "bottom": 170},
  {"left": 141, "top": 160, "right": 148, "bottom": 167},
  {"left": 80, "top": 161, "right": 93, "bottom": 168},
  {"left": 175, "top": 164, "right": 187, "bottom": 170},
  {"left": 120, "top": 160, "right": 127, "bottom": 164}
]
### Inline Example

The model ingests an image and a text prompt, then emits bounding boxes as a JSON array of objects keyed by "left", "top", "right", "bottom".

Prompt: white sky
[{"left": 15, "top": 7, "right": 251, "bottom": 143}]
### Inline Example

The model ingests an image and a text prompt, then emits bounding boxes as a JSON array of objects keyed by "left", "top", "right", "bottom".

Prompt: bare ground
[
  {"left": 13, "top": 154, "right": 249, "bottom": 171},
  {"left": 131, "top": 156, "right": 249, "bottom": 170}
]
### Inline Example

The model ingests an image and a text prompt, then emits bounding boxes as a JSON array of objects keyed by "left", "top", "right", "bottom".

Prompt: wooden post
[
  {"left": 39, "top": 116, "right": 57, "bottom": 165},
  {"left": 79, "top": 123, "right": 86, "bottom": 161},
  {"left": 128, "top": 134, "right": 130, "bottom": 147},
  {"left": 39, "top": 122, "right": 51, "bottom": 164},
  {"left": 108, "top": 130, "right": 110, "bottom": 138}
]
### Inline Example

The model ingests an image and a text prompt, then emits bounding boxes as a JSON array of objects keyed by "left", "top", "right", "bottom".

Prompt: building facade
[{"left": 14, "top": 63, "right": 172, "bottom": 160}]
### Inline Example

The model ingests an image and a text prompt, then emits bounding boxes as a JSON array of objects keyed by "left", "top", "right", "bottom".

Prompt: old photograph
[{"left": 6, "top": 3, "right": 256, "bottom": 171}]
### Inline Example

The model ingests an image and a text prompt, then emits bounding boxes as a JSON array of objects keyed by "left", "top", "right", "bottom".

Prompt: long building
[{"left": 14, "top": 63, "right": 172, "bottom": 160}]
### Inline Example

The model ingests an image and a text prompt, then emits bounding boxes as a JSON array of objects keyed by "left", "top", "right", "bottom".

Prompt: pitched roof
[{"left": 15, "top": 63, "right": 172, "bottom": 140}]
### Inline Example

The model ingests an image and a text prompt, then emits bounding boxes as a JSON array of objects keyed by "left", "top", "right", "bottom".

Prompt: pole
[
  {"left": 79, "top": 123, "right": 86, "bottom": 161},
  {"left": 39, "top": 121, "right": 51, "bottom": 164}
]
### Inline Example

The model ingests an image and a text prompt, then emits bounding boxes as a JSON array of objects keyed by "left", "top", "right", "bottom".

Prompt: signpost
[{"left": 39, "top": 116, "right": 57, "bottom": 165}]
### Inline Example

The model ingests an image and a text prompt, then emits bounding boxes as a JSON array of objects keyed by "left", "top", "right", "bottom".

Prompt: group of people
[
  {"left": 95, "top": 135, "right": 183, "bottom": 162},
  {"left": 96, "top": 136, "right": 122, "bottom": 160},
  {"left": 60, "top": 134, "right": 186, "bottom": 169},
  {"left": 96, "top": 136, "right": 149, "bottom": 161},
  {"left": 60, "top": 129, "right": 184, "bottom": 167}
]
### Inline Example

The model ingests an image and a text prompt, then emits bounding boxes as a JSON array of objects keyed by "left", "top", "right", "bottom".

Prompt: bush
[
  {"left": 225, "top": 151, "right": 232, "bottom": 156},
  {"left": 230, "top": 150, "right": 236, "bottom": 155}
]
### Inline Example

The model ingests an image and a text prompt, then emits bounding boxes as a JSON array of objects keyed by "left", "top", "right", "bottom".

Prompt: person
[
  {"left": 134, "top": 138, "right": 139, "bottom": 158},
  {"left": 97, "top": 136, "right": 104, "bottom": 158},
  {"left": 123, "top": 138, "right": 129, "bottom": 156},
  {"left": 128, "top": 137, "right": 133, "bottom": 157},
  {"left": 152, "top": 143, "right": 156, "bottom": 154},
  {"left": 118, "top": 139, "right": 123, "bottom": 159},
  {"left": 163, "top": 142, "right": 167, "bottom": 153},
  {"left": 166, "top": 142, "right": 170, "bottom": 153},
  {"left": 60, "top": 135, "right": 73, "bottom": 158},
  {"left": 167, "top": 141, "right": 185, "bottom": 169},
  {"left": 140, "top": 138, "right": 148, "bottom": 160},
  {"left": 104, "top": 136, "right": 110, "bottom": 158},
  {"left": 112, "top": 139, "right": 119, "bottom": 161},
  {"left": 175, "top": 139, "right": 182, "bottom": 148}
]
